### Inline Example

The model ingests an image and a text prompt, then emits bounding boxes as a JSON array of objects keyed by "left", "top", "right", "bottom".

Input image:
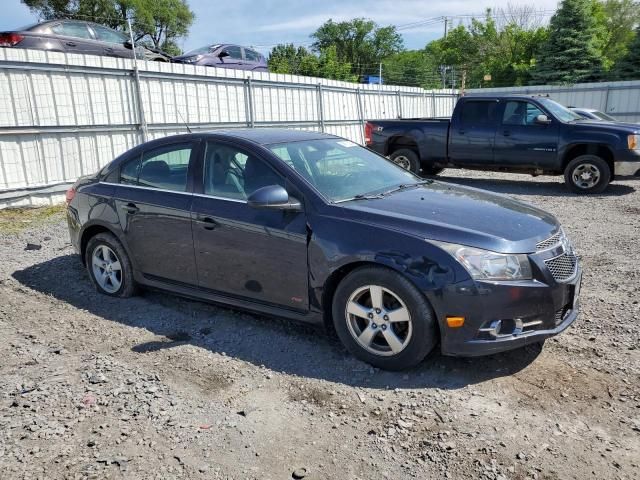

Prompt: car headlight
[
  {"left": 182, "top": 55, "right": 202, "bottom": 63},
  {"left": 431, "top": 241, "right": 532, "bottom": 281},
  {"left": 628, "top": 134, "right": 639, "bottom": 150}
]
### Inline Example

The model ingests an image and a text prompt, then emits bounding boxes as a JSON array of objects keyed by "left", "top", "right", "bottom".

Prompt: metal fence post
[
  {"left": 396, "top": 90, "right": 403, "bottom": 119},
  {"left": 244, "top": 77, "right": 255, "bottom": 128},
  {"left": 431, "top": 91, "right": 436, "bottom": 117},
  {"left": 604, "top": 85, "right": 611, "bottom": 114},
  {"left": 316, "top": 83, "right": 325, "bottom": 132},
  {"left": 127, "top": 18, "right": 148, "bottom": 142}
]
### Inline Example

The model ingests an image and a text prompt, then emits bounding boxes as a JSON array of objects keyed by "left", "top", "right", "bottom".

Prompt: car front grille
[
  {"left": 536, "top": 230, "right": 562, "bottom": 250},
  {"left": 544, "top": 252, "right": 578, "bottom": 282}
]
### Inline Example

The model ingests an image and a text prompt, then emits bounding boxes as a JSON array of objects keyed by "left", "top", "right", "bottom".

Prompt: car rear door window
[
  {"left": 460, "top": 101, "right": 499, "bottom": 126},
  {"left": 203, "top": 142, "right": 283, "bottom": 200},
  {"left": 51, "top": 22, "right": 92, "bottom": 39},
  {"left": 119, "top": 143, "right": 192, "bottom": 192},
  {"left": 245, "top": 49, "right": 261, "bottom": 62}
]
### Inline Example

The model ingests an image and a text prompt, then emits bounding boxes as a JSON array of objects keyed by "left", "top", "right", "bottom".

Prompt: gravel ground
[{"left": 0, "top": 170, "right": 638, "bottom": 480}]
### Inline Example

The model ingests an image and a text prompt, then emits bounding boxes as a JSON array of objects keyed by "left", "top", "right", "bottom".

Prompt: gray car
[
  {"left": 0, "top": 20, "right": 170, "bottom": 62},
  {"left": 172, "top": 44, "right": 268, "bottom": 71}
]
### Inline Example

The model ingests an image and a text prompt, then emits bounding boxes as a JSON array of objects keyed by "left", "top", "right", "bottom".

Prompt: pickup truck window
[
  {"left": 503, "top": 101, "right": 545, "bottom": 126},
  {"left": 459, "top": 101, "right": 499, "bottom": 126}
]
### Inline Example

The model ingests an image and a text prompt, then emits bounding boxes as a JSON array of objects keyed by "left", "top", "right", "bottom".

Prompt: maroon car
[{"left": 172, "top": 43, "right": 268, "bottom": 71}]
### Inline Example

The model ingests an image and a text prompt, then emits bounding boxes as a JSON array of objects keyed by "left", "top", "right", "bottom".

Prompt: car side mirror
[
  {"left": 535, "top": 114, "right": 552, "bottom": 125},
  {"left": 218, "top": 50, "right": 230, "bottom": 58},
  {"left": 247, "top": 185, "right": 302, "bottom": 211}
]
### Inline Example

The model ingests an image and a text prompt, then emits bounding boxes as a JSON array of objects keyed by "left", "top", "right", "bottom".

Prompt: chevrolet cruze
[{"left": 66, "top": 129, "right": 582, "bottom": 370}]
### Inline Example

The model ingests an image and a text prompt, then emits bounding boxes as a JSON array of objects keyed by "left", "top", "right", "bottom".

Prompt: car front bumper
[{"left": 433, "top": 252, "right": 581, "bottom": 357}]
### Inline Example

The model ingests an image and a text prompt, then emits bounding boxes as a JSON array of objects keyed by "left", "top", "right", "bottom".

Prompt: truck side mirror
[{"left": 535, "top": 114, "right": 552, "bottom": 125}]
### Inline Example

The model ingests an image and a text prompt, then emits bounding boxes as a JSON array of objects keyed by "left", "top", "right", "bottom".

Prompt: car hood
[
  {"left": 338, "top": 182, "right": 559, "bottom": 254},
  {"left": 574, "top": 119, "right": 639, "bottom": 132}
]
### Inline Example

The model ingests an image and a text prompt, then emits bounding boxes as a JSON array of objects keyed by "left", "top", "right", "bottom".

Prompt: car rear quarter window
[
  {"left": 222, "top": 45, "right": 242, "bottom": 59},
  {"left": 459, "top": 101, "right": 499, "bottom": 126},
  {"left": 245, "top": 49, "right": 262, "bottom": 62}
]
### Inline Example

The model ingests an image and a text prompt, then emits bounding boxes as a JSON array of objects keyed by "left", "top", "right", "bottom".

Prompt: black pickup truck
[{"left": 365, "top": 95, "right": 640, "bottom": 193}]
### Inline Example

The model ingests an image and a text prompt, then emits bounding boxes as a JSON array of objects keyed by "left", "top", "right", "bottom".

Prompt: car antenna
[{"left": 176, "top": 110, "right": 193, "bottom": 134}]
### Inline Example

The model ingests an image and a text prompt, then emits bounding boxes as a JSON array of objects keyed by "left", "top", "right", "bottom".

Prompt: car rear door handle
[
  {"left": 458, "top": 129, "right": 465, "bottom": 135},
  {"left": 197, "top": 216, "right": 218, "bottom": 230},
  {"left": 120, "top": 202, "right": 139, "bottom": 214},
  {"left": 503, "top": 130, "right": 511, "bottom": 136},
  {"left": 65, "top": 41, "right": 77, "bottom": 47}
]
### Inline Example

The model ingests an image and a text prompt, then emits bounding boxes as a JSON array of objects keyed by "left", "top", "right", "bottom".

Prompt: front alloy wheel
[
  {"left": 564, "top": 154, "right": 611, "bottom": 194},
  {"left": 332, "top": 266, "right": 437, "bottom": 370},
  {"left": 346, "top": 285, "right": 413, "bottom": 356}
]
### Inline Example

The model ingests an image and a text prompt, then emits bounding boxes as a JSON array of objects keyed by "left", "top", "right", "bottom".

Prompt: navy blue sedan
[{"left": 65, "top": 129, "right": 581, "bottom": 370}]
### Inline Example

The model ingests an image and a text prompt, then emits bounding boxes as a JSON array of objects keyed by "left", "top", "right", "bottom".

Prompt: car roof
[
  {"left": 202, "top": 128, "right": 339, "bottom": 145},
  {"left": 465, "top": 94, "right": 554, "bottom": 101}
]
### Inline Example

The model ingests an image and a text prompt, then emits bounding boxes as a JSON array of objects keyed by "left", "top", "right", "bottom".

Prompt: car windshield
[
  {"left": 268, "top": 138, "right": 422, "bottom": 202},
  {"left": 184, "top": 44, "right": 220, "bottom": 56},
  {"left": 592, "top": 111, "right": 617, "bottom": 121},
  {"left": 537, "top": 98, "right": 583, "bottom": 122}
]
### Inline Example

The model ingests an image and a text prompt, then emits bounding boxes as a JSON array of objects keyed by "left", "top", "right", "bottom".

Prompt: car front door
[
  {"left": 112, "top": 140, "right": 199, "bottom": 285},
  {"left": 191, "top": 140, "right": 309, "bottom": 310},
  {"left": 448, "top": 99, "right": 500, "bottom": 166},
  {"left": 493, "top": 100, "right": 560, "bottom": 169},
  {"left": 89, "top": 24, "right": 131, "bottom": 58},
  {"left": 216, "top": 45, "right": 243, "bottom": 69}
]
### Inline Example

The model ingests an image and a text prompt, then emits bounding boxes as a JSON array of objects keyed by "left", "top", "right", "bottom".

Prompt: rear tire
[
  {"left": 85, "top": 233, "right": 137, "bottom": 298},
  {"left": 564, "top": 155, "right": 611, "bottom": 194},
  {"left": 332, "top": 266, "right": 438, "bottom": 370},
  {"left": 389, "top": 148, "right": 420, "bottom": 175},
  {"left": 421, "top": 166, "right": 445, "bottom": 176}
]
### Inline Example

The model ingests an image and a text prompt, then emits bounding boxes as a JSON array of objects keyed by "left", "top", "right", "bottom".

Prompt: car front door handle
[
  {"left": 458, "top": 129, "right": 465, "bottom": 135},
  {"left": 197, "top": 216, "right": 218, "bottom": 230},
  {"left": 65, "top": 41, "right": 77, "bottom": 47},
  {"left": 120, "top": 202, "right": 139, "bottom": 214},
  {"left": 503, "top": 130, "right": 511, "bottom": 136}
]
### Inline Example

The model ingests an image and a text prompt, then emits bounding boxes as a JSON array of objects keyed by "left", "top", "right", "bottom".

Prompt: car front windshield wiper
[
  {"left": 381, "top": 180, "right": 432, "bottom": 196},
  {"left": 334, "top": 191, "right": 387, "bottom": 203}
]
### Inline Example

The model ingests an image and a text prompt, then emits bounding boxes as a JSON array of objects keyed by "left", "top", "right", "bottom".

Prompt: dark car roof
[{"left": 203, "top": 128, "right": 338, "bottom": 145}]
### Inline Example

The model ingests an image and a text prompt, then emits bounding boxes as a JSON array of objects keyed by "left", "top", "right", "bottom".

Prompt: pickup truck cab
[{"left": 365, "top": 95, "right": 640, "bottom": 193}]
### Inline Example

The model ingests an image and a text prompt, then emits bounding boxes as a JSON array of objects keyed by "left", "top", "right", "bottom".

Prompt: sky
[{"left": 2, "top": 0, "right": 562, "bottom": 54}]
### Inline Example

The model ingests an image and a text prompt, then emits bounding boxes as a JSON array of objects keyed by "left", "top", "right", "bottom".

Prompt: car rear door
[
  {"left": 190, "top": 139, "right": 309, "bottom": 310},
  {"left": 111, "top": 139, "right": 199, "bottom": 285},
  {"left": 493, "top": 100, "right": 560, "bottom": 169},
  {"left": 217, "top": 45, "right": 244, "bottom": 69},
  {"left": 448, "top": 99, "right": 500, "bottom": 166},
  {"left": 49, "top": 22, "right": 99, "bottom": 56}
]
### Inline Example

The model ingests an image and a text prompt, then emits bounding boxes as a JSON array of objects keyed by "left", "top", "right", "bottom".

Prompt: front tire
[
  {"left": 85, "top": 233, "right": 137, "bottom": 298},
  {"left": 332, "top": 266, "right": 438, "bottom": 370},
  {"left": 564, "top": 155, "right": 611, "bottom": 194}
]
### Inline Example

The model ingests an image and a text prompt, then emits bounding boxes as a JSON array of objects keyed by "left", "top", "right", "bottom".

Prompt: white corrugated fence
[{"left": 0, "top": 47, "right": 458, "bottom": 207}]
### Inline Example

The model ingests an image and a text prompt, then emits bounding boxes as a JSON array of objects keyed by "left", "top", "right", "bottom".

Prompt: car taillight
[
  {"left": 364, "top": 122, "right": 376, "bottom": 145},
  {"left": 0, "top": 33, "right": 24, "bottom": 47},
  {"left": 65, "top": 187, "right": 76, "bottom": 204}
]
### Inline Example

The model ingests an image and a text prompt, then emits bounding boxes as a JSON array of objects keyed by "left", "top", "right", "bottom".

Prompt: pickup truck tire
[
  {"left": 389, "top": 149, "right": 420, "bottom": 174},
  {"left": 564, "top": 155, "right": 611, "bottom": 194}
]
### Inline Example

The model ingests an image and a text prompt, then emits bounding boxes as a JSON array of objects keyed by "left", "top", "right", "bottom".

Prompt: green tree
[
  {"left": 597, "top": 0, "right": 640, "bottom": 70},
  {"left": 532, "top": 0, "right": 605, "bottom": 84},
  {"left": 267, "top": 44, "right": 316, "bottom": 75},
  {"left": 21, "top": 0, "right": 194, "bottom": 54},
  {"left": 311, "top": 18, "right": 403, "bottom": 77},
  {"left": 381, "top": 50, "right": 442, "bottom": 89},
  {"left": 613, "top": 26, "right": 640, "bottom": 79}
]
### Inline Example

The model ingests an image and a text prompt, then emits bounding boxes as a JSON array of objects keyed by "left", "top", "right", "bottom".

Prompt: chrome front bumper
[{"left": 615, "top": 161, "right": 640, "bottom": 177}]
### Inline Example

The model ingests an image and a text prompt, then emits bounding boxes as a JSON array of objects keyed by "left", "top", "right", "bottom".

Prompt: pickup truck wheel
[
  {"left": 389, "top": 149, "right": 420, "bottom": 174},
  {"left": 564, "top": 155, "right": 611, "bottom": 194},
  {"left": 422, "top": 166, "right": 445, "bottom": 176}
]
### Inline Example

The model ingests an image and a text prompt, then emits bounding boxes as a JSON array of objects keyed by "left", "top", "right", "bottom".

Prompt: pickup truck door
[
  {"left": 448, "top": 99, "right": 499, "bottom": 166},
  {"left": 493, "top": 100, "right": 560, "bottom": 169}
]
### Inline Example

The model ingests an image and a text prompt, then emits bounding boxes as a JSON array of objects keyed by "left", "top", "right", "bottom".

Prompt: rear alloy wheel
[
  {"left": 389, "top": 148, "right": 420, "bottom": 174},
  {"left": 85, "top": 233, "right": 136, "bottom": 298},
  {"left": 332, "top": 266, "right": 438, "bottom": 370},
  {"left": 564, "top": 154, "right": 611, "bottom": 194}
]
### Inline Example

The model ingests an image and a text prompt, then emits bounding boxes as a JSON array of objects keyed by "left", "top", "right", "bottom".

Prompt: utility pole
[
  {"left": 127, "top": 17, "right": 148, "bottom": 142},
  {"left": 444, "top": 17, "right": 448, "bottom": 38},
  {"left": 379, "top": 63, "right": 382, "bottom": 85}
]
